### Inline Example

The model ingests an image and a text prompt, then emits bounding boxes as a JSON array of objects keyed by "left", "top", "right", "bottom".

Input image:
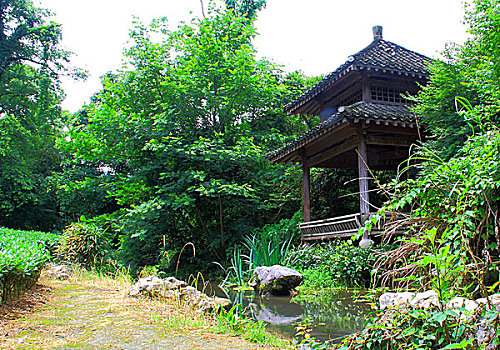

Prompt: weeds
[
  {"left": 70, "top": 264, "right": 132, "bottom": 290},
  {"left": 213, "top": 305, "right": 291, "bottom": 347}
]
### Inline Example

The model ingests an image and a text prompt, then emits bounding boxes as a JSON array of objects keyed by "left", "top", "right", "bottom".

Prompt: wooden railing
[{"left": 299, "top": 212, "right": 406, "bottom": 241}]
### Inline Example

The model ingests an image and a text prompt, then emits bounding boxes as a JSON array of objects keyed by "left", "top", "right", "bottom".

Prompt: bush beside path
[{"left": 0, "top": 270, "right": 284, "bottom": 350}]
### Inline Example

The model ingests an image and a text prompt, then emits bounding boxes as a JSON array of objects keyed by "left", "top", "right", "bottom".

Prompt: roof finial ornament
[{"left": 373, "top": 25, "right": 383, "bottom": 40}]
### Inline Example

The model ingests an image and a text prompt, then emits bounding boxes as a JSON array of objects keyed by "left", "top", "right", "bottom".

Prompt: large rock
[
  {"left": 379, "top": 290, "right": 439, "bottom": 310},
  {"left": 379, "top": 292, "right": 414, "bottom": 310},
  {"left": 249, "top": 265, "right": 303, "bottom": 296},
  {"left": 128, "top": 275, "right": 167, "bottom": 296},
  {"left": 378, "top": 291, "right": 500, "bottom": 349},
  {"left": 45, "top": 264, "right": 72, "bottom": 280},
  {"left": 476, "top": 317, "right": 498, "bottom": 350},
  {"left": 128, "top": 275, "right": 231, "bottom": 312},
  {"left": 409, "top": 290, "right": 439, "bottom": 309},
  {"left": 476, "top": 293, "right": 500, "bottom": 311},
  {"left": 445, "top": 296, "right": 479, "bottom": 319}
]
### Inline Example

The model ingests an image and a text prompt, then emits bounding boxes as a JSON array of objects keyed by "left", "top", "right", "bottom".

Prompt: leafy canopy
[
  {"left": 61, "top": 5, "right": 315, "bottom": 268},
  {"left": 0, "top": 0, "right": 79, "bottom": 230}
]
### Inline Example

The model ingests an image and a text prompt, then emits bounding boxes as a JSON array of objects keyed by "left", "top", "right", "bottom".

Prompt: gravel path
[{"left": 0, "top": 276, "right": 277, "bottom": 350}]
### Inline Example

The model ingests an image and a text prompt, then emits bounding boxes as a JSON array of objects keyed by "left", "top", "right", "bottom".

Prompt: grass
[
  {"left": 0, "top": 265, "right": 293, "bottom": 349},
  {"left": 71, "top": 264, "right": 133, "bottom": 290}
]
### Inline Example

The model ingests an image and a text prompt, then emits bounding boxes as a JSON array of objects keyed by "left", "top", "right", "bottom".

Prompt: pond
[{"left": 218, "top": 287, "right": 372, "bottom": 343}]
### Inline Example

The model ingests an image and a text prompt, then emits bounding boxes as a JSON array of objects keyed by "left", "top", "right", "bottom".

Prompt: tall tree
[
  {"left": 61, "top": 6, "right": 314, "bottom": 267},
  {"left": 0, "top": 0, "right": 76, "bottom": 230},
  {"left": 223, "top": 0, "right": 266, "bottom": 19},
  {"left": 413, "top": 0, "right": 500, "bottom": 159}
]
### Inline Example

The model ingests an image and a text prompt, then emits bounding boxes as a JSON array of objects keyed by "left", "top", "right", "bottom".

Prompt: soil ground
[{"left": 0, "top": 274, "right": 284, "bottom": 350}]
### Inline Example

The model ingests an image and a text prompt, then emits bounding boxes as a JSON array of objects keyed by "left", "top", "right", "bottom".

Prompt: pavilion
[{"left": 267, "top": 26, "right": 431, "bottom": 242}]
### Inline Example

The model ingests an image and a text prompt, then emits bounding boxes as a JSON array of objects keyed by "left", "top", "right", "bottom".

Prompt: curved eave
[
  {"left": 268, "top": 102, "right": 417, "bottom": 164},
  {"left": 285, "top": 66, "right": 429, "bottom": 115}
]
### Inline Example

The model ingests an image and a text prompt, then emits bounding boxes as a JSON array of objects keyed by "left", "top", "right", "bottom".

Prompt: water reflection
[
  {"left": 221, "top": 288, "right": 371, "bottom": 343},
  {"left": 249, "top": 298, "right": 304, "bottom": 325}
]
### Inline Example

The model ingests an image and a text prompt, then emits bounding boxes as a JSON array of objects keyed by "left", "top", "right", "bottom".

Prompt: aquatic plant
[
  {"left": 229, "top": 247, "right": 247, "bottom": 286},
  {"left": 243, "top": 232, "right": 294, "bottom": 270}
]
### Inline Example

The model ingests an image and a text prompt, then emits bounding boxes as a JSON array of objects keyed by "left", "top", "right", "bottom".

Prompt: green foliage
[
  {"left": 61, "top": 6, "right": 314, "bottom": 268},
  {"left": 0, "top": 0, "right": 81, "bottom": 231},
  {"left": 243, "top": 228, "right": 295, "bottom": 269},
  {"left": 376, "top": 127, "right": 500, "bottom": 293},
  {"left": 0, "top": 227, "right": 59, "bottom": 303},
  {"left": 223, "top": 217, "right": 299, "bottom": 286},
  {"left": 408, "top": 228, "right": 469, "bottom": 301},
  {"left": 228, "top": 247, "right": 247, "bottom": 286},
  {"left": 414, "top": 0, "right": 500, "bottom": 159},
  {"left": 224, "top": 0, "right": 266, "bottom": 19},
  {"left": 213, "top": 304, "right": 287, "bottom": 346},
  {"left": 226, "top": 234, "right": 294, "bottom": 286},
  {"left": 295, "top": 324, "right": 332, "bottom": 350},
  {"left": 288, "top": 241, "right": 380, "bottom": 288},
  {"left": 332, "top": 306, "right": 484, "bottom": 349},
  {"left": 251, "top": 214, "right": 301, "bottom": 244},
  {"left": 56, "top": 222, "right": 111, "bottom": 267}
]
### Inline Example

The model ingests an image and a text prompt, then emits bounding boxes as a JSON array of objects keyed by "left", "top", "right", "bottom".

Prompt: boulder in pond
[{"left": 249, "top": 265, "right": 303, "bottom": 296}]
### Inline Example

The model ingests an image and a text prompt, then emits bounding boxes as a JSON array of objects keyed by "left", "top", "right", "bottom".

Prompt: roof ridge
[{"left": 380, "top": 39, "right": 433, "bottom": 62}]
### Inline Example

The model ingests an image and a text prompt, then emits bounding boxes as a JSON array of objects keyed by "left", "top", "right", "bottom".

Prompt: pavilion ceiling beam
[
  {"left": 303, "top": 122, "right": 352, "bottom": 157},
  {"left": 304, "top": 136, "right": 359, "bottom": 168},
  {"left": 366, "top": 134, "right": 415, "bottom": 147},
  {"left": 364, "top": 124, "right": 420, "bottom": 136}
]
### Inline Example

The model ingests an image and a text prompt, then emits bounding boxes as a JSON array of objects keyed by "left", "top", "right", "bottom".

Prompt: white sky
[{"left": 36, "top": 0, "right": 468, "bottom": 113}]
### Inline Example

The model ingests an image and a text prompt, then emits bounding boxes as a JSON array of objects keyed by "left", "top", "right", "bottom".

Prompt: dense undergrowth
[
  {"left": 286, "top": 241, "right": 381, "bottom": 289},
  {"left": 0, "top": 227, "right": 59, "bottom": 303},
  {"left": 328, "top": 126, "right": 500, "bottom": 349}
]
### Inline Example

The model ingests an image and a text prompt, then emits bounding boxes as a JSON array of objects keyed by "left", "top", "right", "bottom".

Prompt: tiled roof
[
  {"left": 267, "top": 102, "right": 415, "bottom": 162},
  {"left": 285, "top": 39, "right": 432, "bottom": 114}
]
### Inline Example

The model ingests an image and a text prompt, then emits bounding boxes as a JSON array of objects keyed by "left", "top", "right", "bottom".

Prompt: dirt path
[{"left": 0, "top": 275, "right": 281, "bottom": 350}]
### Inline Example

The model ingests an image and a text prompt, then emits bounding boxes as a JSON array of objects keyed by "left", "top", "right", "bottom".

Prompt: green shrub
[
  {"left": 251, "top": 214, "right": 301, "bottom": 245},
  {"left": 332, "top": 305, "right": 498, "bottom": 349},
  {"left": 298, "top": 268, "right": 335, "bottom": 289},
  {"left": 0, "top": 227, "right": 59, "bottom": 303},
  {"left": 374, "top": 126, "right": 500, "bottom": 293},
  {"left": 287, "top": 241, "right": 380, "bottom": 288},
  {"left": 57, "top": 222, "right": 110, "bottom": 266}
]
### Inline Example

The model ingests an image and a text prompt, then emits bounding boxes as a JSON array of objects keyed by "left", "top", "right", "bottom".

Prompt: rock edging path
[{"left": 0, "top": 272, "right": 275, "bottom": 350}]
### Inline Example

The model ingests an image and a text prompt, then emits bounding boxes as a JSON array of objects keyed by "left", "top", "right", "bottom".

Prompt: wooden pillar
[
  {"left": 361, "top": 74, "right": 371, "bottom": 102},
  {"left": 357, "top": 133, "right": 370, "bottom": 239},
  {"left": 302, "top": 164, "right": 311, "bottom": 223}
]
